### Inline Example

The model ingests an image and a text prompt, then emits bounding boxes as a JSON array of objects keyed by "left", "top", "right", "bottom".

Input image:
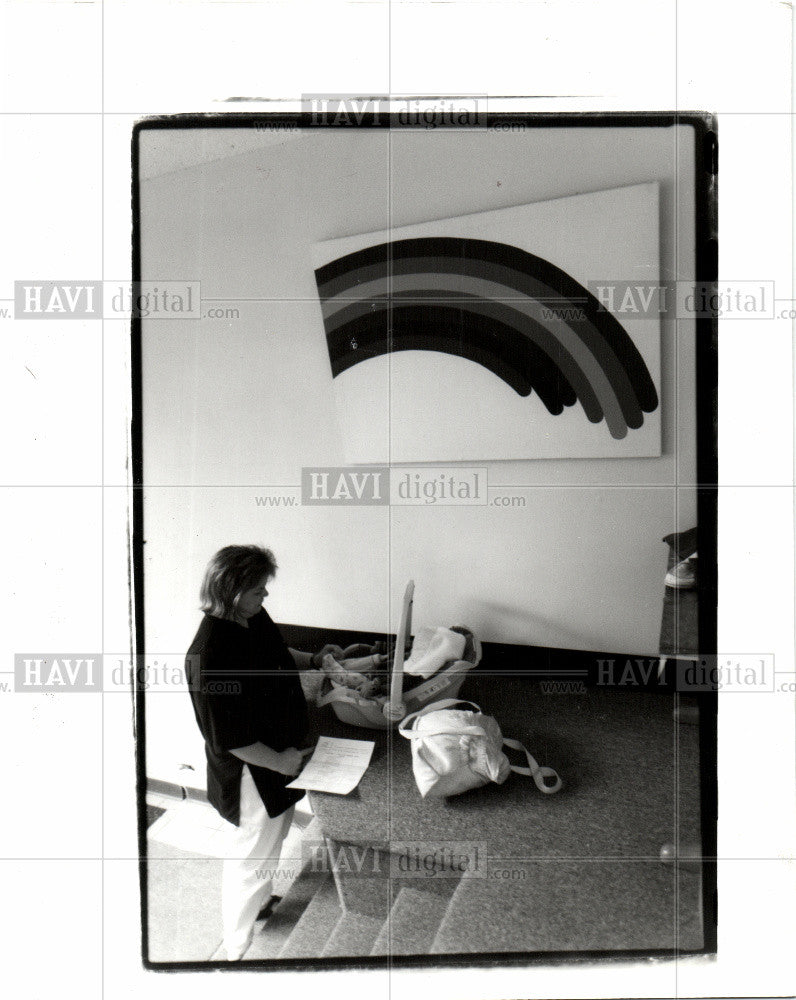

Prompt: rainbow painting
[{"left": 311, "top": 183, "right": 662, "bottom": 461}]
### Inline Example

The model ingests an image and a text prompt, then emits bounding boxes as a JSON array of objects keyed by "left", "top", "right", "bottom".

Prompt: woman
[{"left": 185, "top": 544, "right": 344, "bottom": 960}]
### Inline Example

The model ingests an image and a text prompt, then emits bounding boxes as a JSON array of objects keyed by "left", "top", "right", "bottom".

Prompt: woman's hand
[{"left": 276, "top": 748, "right": 304, "bottom": 776}]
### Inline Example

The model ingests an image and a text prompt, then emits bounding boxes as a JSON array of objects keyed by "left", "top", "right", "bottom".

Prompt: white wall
[{"left": 138, "top": 125, "right": 697, "bottom": 777}]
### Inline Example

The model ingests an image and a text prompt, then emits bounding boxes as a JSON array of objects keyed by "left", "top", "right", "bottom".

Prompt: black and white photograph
[
  {"left": 2, "top": 2, "right": 794, "bottom": 998},
  {"left": 135, "top": 112, "right": 717, "bottom": 966}
]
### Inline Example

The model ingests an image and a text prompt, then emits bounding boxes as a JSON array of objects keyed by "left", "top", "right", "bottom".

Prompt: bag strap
[
  {"left": 502, "top": 737, "right": 562, "bottom": 794},
  {"left": 398, "top": 698, "right": 483, "bottom": 738}
]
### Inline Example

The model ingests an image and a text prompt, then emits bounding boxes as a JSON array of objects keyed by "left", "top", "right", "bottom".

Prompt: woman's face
[{"left": 236, "top": 574, "right": 270, "bottom": 619}]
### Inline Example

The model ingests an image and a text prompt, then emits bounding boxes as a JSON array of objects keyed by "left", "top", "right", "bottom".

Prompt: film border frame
[{"left": 130, "top": 109, "right": 718, "bottom": 971}]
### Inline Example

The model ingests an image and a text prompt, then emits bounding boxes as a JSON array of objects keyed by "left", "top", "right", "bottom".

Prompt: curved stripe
[
  {"left": 329, "top": 308, "right": 578, "bottom": 414},
  {"left": 315, "top": 237, "right": 658, "bottom": 414},
  {"left": 331, "top": 328, "right": 534, "bottom": 399},
  {"left": 326, "top": 289, "right": 607, "bottom": 425},
  {"left": 318, "top": 254, "right": 652, "bottom": 419},
  {"left": 321, "top": 275, "right": 641, "bottom": 431},
  {"left": 328, "top": 306, "right": 587, "bottom": 421},
  {"left": 331, "top": 307, "right": 625, "bottom": 434}
]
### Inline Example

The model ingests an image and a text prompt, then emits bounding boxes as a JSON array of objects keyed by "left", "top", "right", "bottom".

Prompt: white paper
[{"left": 286, "top": 736, "right": 375, "bottom": 794}]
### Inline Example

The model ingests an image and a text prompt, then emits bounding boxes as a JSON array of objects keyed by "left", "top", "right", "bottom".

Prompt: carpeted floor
[{"left": 145, "top": 681, "right": 707, "bottom": 962}]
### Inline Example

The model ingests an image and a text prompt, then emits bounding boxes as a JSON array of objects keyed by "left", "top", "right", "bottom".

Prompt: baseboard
[
  {"left": 277, "top": 622, "right": 675, "bottom": 687},
  {"left": 146, "top": 776, "right": 207, "bottom": 802}
]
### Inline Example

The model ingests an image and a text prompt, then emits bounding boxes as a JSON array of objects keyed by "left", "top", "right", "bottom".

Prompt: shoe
[
  {"left": 256, "top": 894, "right": 282, "bottom": 922},
  {"left": 665, "top": 553, "right": 697, "bottom": 589}
]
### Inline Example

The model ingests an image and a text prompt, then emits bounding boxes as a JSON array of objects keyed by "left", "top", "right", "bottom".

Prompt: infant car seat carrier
[{"left": 316, "top": 581, "right": 482, "bottom": 730}]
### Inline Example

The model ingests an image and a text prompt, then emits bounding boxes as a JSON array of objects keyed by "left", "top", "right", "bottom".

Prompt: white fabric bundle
[{"left": 403, "top": 626, "right": 466, "bottom": 678}]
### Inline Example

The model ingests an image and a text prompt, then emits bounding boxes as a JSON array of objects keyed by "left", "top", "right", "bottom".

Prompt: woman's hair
[{"left": 200, "top": 545, "right": 278, "bottom": 619}]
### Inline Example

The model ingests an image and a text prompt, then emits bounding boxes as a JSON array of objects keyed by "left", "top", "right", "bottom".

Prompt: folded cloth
[
  {"left": 404, "top": 626, "right": 466, "bottom": 679},
  {"left": 299, "top": 668, "right": 325, "bottom": 705}
]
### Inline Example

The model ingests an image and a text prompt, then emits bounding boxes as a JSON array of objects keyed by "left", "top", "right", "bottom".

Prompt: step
[
  {"left": 243, "top": 819, "right": 329, "bottom": 960},
  {"left": 430, "top": 859, "right": 704, "bottom": 954},
  {"left": 321, "top": 910, "right": 385, "bottom": 958},
  {"left": 295, "top": 814, "right": 324, "bottom": 844},
  {"left": 278, "top": 874, "right": 342, "bottom": 959},
  {"left": 371, "top": 887, "right": 451, "bottom": 957},
  {"left": 326, "top": 840, "right": 455, "bottom": 917}
]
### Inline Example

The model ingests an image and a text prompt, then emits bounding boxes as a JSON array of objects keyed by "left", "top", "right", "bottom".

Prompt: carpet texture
[{"left": 146, "top": 679, "right": 706, "bottom": 960}]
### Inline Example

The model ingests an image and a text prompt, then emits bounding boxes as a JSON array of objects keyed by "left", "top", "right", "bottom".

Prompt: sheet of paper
[{"left": 286, "top": 736, "right": 375, "bottom": 794}]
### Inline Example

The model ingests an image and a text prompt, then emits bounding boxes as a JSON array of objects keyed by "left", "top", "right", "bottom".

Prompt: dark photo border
[{"left": 131, "top": 110, "right": 718, "bottom": 972}]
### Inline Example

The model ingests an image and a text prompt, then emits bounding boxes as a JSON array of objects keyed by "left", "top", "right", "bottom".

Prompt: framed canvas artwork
[{"left": 312, "top": 182, "right": 661, "bottom": 462}]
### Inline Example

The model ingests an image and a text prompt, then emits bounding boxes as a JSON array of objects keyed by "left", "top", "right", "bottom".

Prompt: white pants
[{"left": 221, "top": 764, "right": 295, "bottom": 959}]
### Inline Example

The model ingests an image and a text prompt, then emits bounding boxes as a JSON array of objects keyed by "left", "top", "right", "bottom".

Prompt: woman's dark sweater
[{"left": 185, "top": 608, "right": 308, "bottom": 824}]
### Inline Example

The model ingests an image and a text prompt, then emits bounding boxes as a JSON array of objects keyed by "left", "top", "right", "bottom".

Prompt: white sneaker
[{"left": 665, "top": 553, "right": 697, "bottom": 589}]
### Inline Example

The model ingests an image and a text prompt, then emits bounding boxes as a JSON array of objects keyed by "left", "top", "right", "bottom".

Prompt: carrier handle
[{"left": 386, "top": 580, "right": 414, "bottom": 720}]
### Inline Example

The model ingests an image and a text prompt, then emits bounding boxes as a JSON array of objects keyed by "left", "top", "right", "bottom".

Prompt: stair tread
[
  {"left": 371, "top": 887, "right": 450, "bottom": 957},
  {"left": 278, "top": 874, "right": 341, "bottom": 959},
  {"left": 430, "top": 860, "right": 704, "bottom": 954},
  {"left": 321, "top": 910, "right": 385, "bottom": 958}
]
